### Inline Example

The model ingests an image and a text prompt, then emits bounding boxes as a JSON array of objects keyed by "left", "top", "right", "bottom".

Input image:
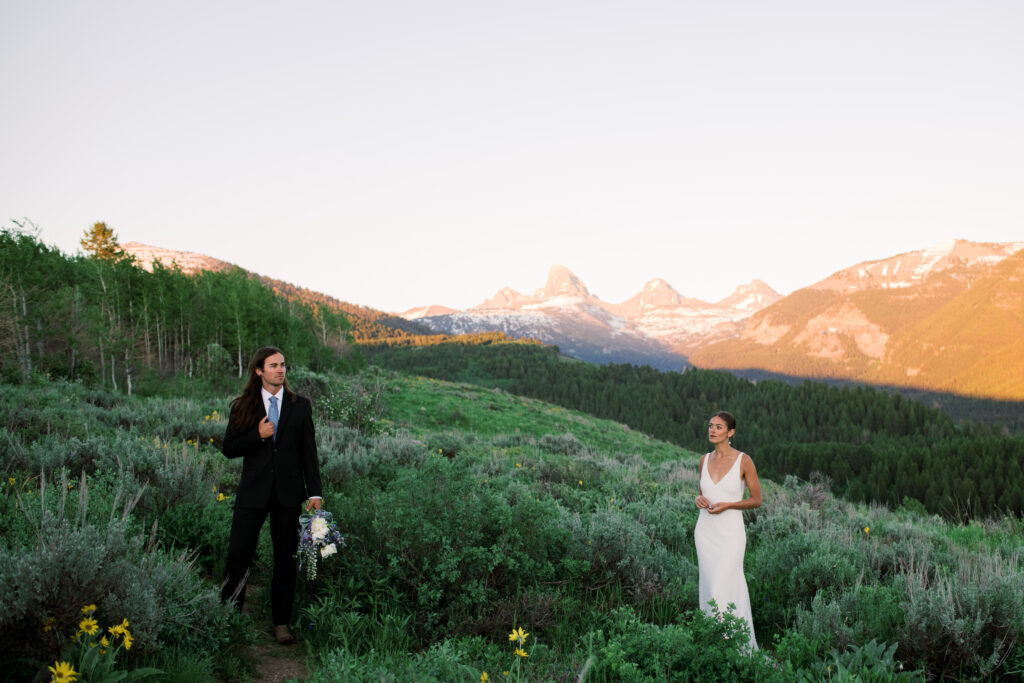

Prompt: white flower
[
  {"left": 310, "top": 517, "right": 329, "bottom": 541},
  {"left": 320, "top": 543, "right": 337, "bottom": 558}
]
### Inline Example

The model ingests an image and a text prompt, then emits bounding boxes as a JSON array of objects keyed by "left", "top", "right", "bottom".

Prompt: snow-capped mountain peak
[
  {"left": 638, "top": 278, "right": 684, "bottom": 310},
  {"left": 814, "top": 239, "right": 1024, "bottom": 293},
  {"left": 718, "top": 279, "right": 781, "bottom": 311},
  {"left": 534, "top": 265, "right": 591, "bottom": 300},
  {"left": 477, "top": 286, "right": 528, "bottom": 310},
  {"left": 403, "top": 265, "right": 781, "bottom": 365}
]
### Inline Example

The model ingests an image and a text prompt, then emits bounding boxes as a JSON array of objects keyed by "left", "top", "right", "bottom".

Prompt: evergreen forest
[{"left": 365, "top": 341, "right": 1024, "bottom": 519}]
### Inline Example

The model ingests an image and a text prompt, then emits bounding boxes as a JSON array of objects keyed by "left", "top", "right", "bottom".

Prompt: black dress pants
[{"left": 220, "top": 496, "right": 301, "bottom": 626}]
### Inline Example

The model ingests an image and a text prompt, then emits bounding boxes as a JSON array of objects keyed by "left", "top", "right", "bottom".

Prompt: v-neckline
[{"left": 706, "top": 452, "right": 741, "bottom": 486}]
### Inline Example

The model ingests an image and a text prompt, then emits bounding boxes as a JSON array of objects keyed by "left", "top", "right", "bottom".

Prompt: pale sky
[{"left": 2, "top": 1, "right": 1022, "bottom": 312}]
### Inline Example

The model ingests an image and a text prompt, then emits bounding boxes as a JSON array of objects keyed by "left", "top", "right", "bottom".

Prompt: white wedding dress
[{"left": 694, "top": 452, "right": 757, "bottom": 649}]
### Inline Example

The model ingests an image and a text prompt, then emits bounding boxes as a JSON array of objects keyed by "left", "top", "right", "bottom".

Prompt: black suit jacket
[{"left": 222, "top": 392, "right": 323, "bottom": 508}]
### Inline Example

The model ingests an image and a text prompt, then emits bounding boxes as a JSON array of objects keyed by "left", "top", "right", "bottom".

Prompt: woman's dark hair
[
  {"left": 228, "top": 346, "right": 295, "bottom": 431},
  {"left": 712, "top": 410, "right": 736, "bottom": 431}
]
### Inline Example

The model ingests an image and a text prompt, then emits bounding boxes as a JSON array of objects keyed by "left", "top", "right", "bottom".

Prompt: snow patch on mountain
[
  {"left": 402, "top": 305, "right": 457, "bottom": 319},
  {"left": 400, "top": 266, "right": 781, "bottom": 363},
  {"left": 815, "top": 240, "right": 1024, "bottom": 293},
  {"left": 913, "top": 239, "right": 956, "bottom": 278}
]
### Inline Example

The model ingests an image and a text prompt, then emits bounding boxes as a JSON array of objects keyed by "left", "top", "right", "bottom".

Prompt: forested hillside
[
  {"left": 366, "top": 341, "right": 1024, "bottom": 518},
  {"left": 0, "top": 226, "right": 360, "bottom": 390},
  {"left": 255, "top": 276, "right": 436, "bottom": 342}
]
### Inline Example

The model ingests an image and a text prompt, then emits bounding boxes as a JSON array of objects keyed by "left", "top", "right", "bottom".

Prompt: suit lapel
[{"left": 276, "top": 393, "right": 293, "bottom": 439}]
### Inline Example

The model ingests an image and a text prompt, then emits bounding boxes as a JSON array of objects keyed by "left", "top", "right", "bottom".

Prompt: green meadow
[{"left": 3, "top": 368, "right": 1023, "bottom": 682}]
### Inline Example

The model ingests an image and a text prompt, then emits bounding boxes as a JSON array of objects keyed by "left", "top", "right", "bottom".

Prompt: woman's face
[{"left": 708, "top": 416, "right": 734, "bottom": 445}]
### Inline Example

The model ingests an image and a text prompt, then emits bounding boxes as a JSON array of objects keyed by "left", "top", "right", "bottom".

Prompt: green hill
[
  {"left": 366, "top": 341, "right": 1024, "bottom": 519},
  {"left": 3, "top": 369, "right": 1022, "bottom": 681}
]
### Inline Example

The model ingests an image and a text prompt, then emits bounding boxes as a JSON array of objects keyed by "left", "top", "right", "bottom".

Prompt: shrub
[
  {"left": 539, "top": 432, "right": 585, "bottom": 456},
  {"left": 827, "top": 638, "right": 923, "bottom": 682},
  {"left": 314, "top": 371, "right": 387, "bottom": 435},
  {"left": 491, "top": 433, "right": 535, "bottom": 448},
  {"left": 585, "top": 606, "right": 784, "bottom": 682},
  {"left": 427, "top": 431, "right": 475, "bottom": 458},
  {"left": 0, "top": 473, "right": 238, "bottom": 680},
  {"left": 897, "top": 556, "right": 1024, "bottom": 680},
  {"left": 564, "top": 508, "right": 697, "bottom": 607}
]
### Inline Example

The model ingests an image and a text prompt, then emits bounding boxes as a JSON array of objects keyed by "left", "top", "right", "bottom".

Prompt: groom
[{"left": 220, "top": 346, "right": 323, "bottom": 645}]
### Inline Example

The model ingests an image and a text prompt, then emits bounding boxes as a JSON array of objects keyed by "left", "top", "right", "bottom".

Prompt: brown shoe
[{"left": 274, "top": 625, "right": 296, "bottom": 645}]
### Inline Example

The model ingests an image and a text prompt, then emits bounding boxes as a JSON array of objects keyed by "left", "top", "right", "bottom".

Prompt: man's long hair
[{"left": 228, "top": 346, "right": 296, "bottom": 431}]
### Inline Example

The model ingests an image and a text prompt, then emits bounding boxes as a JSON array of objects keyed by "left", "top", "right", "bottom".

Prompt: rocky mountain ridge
[
  {"left": 690, "top": 239, "right": 1024, "bottom": 399},
  {"left": 400, "top": 265, "right": 781, "bottom": 368}
]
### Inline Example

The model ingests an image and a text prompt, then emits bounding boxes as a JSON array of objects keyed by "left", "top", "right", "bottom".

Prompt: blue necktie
[{"left": 268, "top": 396, "right": 279, "bottom": 441}]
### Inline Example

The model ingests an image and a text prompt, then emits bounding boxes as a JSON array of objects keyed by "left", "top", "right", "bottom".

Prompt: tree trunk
[
  {"left": 124, "top": 348, "right": 132, "bottom": 396},
  {"left": 99, "top": 338, "right": 106, "bottom": 389}
]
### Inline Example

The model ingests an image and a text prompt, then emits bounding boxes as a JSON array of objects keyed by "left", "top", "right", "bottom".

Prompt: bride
[{"left": 694, "top": 411, "right": 763, "bottom": 649}]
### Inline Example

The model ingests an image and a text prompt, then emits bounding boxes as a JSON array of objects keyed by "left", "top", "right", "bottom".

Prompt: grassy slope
[
  {"left": 5, "top": 369, "right": 1024, "bottom": 680},
  {"left": 382, "top": 373, "right": 690, "bottom": 464}
]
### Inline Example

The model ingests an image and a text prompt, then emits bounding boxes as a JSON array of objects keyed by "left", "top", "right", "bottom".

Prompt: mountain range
[
  {"left": 401, "top": 265, "right": 780, "bottom": 369},
  {"left": 401, "top": 239, "right": 1024, "bottom": 399},
  {"left": 122, "top": 238, "right": 1024, "bottom": 400}
]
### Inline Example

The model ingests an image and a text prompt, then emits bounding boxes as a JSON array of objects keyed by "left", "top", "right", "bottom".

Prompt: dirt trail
[{"left": 243, "top": 583, "right": 310, "bottom": 683}]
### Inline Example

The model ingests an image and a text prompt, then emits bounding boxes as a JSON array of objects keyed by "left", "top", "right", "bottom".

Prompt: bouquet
[{"left": 297, "top": 509, "right": 345, "bottom": 580}]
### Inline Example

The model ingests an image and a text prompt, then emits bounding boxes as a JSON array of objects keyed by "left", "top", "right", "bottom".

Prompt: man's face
[{"left": 257, "top": 353, "right": 286, "bottom": 391}]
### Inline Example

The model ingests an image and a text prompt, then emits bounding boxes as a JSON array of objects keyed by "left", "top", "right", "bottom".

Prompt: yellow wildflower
[
  {"left": 508, "top": 626, "right": 529, "bottom": 644},
  {"left": 122, "top": 631, "right": 133, "bottom": 651},
  {"left": 7, "top": 477, "right": 14, "bottom": 486},
  {"left": 864, "top": 526, "right": 870, "bottom": 534},
  {"left": 514, "top": 648, "right": 529, "bottom": 658},
  {"left": 47, "top": 660, "right": 78, "bottom": 683},
  {"left": 217, "top": 493, "right": 230, "bottom": 502},
  {"left": 81, "top": 604, "right": 97, "bottom": 615},
  {"left": 43, "top": 617, "right": 57, "bottom": 632},
  {"left": 78, "top": 617, "right": 99, "bottom": 636},
  {"left": 100, "top": 635, "right": 110, "bottom": 654},
  {"left": 481, "top": 674, "right": 488, "bottom": 683},
  {"left": 578, "top": 480, "right": 583, "bottom": 486}
]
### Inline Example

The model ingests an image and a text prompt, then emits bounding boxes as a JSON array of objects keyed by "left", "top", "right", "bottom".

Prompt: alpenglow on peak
[{"left": 535, "top": 265, "right": 591, "bottom": 300}]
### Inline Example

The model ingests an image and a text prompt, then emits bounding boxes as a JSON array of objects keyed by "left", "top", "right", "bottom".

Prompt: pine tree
[{"left": 80, "top": 222, "right": 126, "bottom": 261}]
